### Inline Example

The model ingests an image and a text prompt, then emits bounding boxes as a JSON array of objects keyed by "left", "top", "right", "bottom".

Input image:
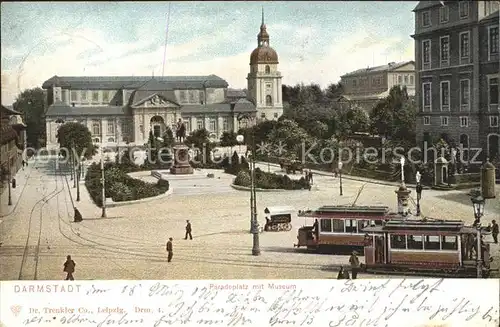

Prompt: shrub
[
  {"left": 233, "top": 167, "right": 310, "bottom": 190},
  {"left": 85, "top": 162, "right": 170, "bottom": 207}
]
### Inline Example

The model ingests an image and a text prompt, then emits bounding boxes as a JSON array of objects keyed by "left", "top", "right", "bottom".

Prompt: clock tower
[{"left": 247, "top": 9, "right": 283, "bottom": 121}]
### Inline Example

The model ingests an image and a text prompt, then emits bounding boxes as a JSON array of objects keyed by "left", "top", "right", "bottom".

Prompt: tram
[
  {"left": 362, "top": 219, "right": 494, "bottom": 277},
  {"left": 295, "top": 205, "right": 390, "bottom": 254}
]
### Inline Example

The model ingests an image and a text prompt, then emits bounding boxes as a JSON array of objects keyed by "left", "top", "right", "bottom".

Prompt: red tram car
[
  {"left": 295, "top": 205, "right": 390, "bottom": 254},
  {"left": 362, "top": 219, "right": 494, "bottom": 277}
]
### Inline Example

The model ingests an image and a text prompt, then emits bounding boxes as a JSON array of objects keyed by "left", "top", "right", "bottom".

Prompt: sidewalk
[
  {"left": 256, "top": 161, "right": 430, "bottom": 190},
  {"left": 0, "top": 158, "right": 36, "bottom": 217}
]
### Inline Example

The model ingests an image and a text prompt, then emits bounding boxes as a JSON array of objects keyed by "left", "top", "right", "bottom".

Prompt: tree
[
  {"left": 56, "top": 122, "right": 96, "bottom": 160},
  {"left": 219, "top": 131, "right": 238, "bottom": 147},
  {"left": 185, "top": 128, "right": 215, "bottom": 161},
  {"left": 161, "top": 126, "right": 175, "bottom": 148},
  {"left": 13, "top": 87, "right": 47, "bottom": 148},
  {"left": 369, "top": 86, "right": 416, "bottom": 147}
]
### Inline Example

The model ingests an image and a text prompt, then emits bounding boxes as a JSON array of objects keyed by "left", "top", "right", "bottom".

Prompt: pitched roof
[
  {"left": 46, "top": 103, "right": 127, "bottom": 116},
  {"left": 413, "top": 1, "right": 444, "bottom": 12},
  {"left": 226, "top": 89, "right": 247, "bottom": 98},
  {"left": 341, "top": 61, "right": 415, "bottom": 78},
  {"left": 41, "top": 75, "right": 228, "bottom": 90}
]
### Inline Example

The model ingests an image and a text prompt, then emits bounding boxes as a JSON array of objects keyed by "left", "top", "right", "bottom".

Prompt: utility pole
[
  {"left": 7, "top": 158, "right": 12, "bottom": 205},
  {"left": 76, "top": 159, "right": 81, "bottom": 202}
]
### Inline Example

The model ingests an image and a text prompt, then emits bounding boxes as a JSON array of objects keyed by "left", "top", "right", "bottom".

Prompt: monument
[{"left": 170, "top": 119, "right": 193, "bottom": 175}]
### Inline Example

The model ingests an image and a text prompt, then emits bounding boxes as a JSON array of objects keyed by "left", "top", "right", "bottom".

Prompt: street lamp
[
  {"left": 415, "top": 171, "right": 422, "bottom": 216},
  {"left": 471, "top": 195, "right": 485, "bottom": 278},
  {"left": 100, "top": 148, "right": 106, "bottom": 218},
  {"left": 338, "top": 161, "right": 343, "bottom": 196},
  {"left": 236, "top": 119, "right": 260, "bottom": 256},
  {"left": 76, "top": 155, "right": 82, "bottom": 202},
  {"left": 72, "top": 142, "right": 77, "bottom": 189}
]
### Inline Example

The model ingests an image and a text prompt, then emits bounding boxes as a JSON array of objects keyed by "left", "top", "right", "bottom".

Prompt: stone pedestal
[
  {"left": 395, "top": 184, "right": 411, "bottom": 216},
  {"left": 170, "top": 144, "right": 193, "bottom": 175}
]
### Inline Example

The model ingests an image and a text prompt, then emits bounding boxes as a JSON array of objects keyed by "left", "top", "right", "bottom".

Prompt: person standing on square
[
  {"left": 166, "top": 237, "right": 173, "bottom": 262},
  {"left": 185, "top": 220, "right": 192, "bottom": 240}
]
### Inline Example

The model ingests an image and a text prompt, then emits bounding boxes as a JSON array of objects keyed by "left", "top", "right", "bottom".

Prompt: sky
[{"left": 1, "top": 1, "right": 417, "bottom": 105}]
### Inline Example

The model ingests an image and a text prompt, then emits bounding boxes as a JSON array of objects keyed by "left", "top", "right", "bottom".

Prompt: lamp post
[
  {"left": 415, "top": 171, "right": 422, "bottom": 216},
  {"left": 76, "top": 156, "right": 82, "bottom": 202},
  {"left": 338, "top": 160, "right": 343, "bottom": 196},
  {"left": 471, "top": 195, "right": 485, "bottom": 278},
  {"left": 100, "top": 148, "right": 106, "bottom": 218},
  {"left": 400, "top": 156, "right": 406, "bottom": 186},
  {"left": 237, "top": 128, "right": 260, "bottom": 256},
  {"left": 7, "top": 160, "right": 12, "bottom": 206}
]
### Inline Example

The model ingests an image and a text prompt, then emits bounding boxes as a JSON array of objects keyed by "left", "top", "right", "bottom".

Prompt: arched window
[
  {"left": 107, "top": 137, "right": 115, "bottom": 143},
  {"left": 266, "top": 95, "right": 272, "bottom": 106},
  {"left": 93, "top": 137, "right": 100, "bottom": 143},
  {"left": 92, "top": 120, "right": 101, "bottom": 136},
  {"left": 265, "top": 65, "right": 270, "bottom": 74}
]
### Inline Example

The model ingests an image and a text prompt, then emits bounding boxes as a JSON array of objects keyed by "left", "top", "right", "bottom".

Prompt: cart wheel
[{"left": 285, "top": 223, "right": 292, "bottom": 231}]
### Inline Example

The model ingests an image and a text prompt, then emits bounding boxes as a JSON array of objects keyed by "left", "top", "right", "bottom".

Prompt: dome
[{"left": 250, "top": 46, "right": 279, "bottom": 65}]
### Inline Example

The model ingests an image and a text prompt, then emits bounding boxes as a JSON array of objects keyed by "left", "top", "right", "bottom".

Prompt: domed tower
[{"left": 247, "top": 8, "right": 283, "bottom": 121}]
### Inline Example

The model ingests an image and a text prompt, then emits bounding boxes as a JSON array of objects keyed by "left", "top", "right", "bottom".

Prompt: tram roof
[
  {"left": 312, "top": 205, "right": 390, "bottom": 214},
  {"left": 361, "top": 219, "right": 488, "bottom": 233}
]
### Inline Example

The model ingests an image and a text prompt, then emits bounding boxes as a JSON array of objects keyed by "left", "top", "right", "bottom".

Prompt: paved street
[{"left": 0, "top": 157, "right": 498, "bottom": 281}]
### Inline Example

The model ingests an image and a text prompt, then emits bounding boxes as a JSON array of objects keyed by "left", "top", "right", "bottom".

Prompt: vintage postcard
[{"left": 1, "top": 1, "right": 499, "bottom": 326}]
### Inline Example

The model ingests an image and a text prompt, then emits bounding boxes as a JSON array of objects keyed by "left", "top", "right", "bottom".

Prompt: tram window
[
  {"left": 358, "top": 220, "right": 369, "bottom": 232},
  {"left": 371, "top": 220, "right": 383, "bottom": 226},
  {"left": 424, "top": 235, "right": 440, "bottom": 250},
  {"left": 320, "top": 219, "right": 332, "bottom": 232},
  {"left": 441, "top": 236, "right": 458, "bottom": 250},
  {"left": 390, "top": 235, "right": 406, "bottom": 249},
  {"left": 407, "top": 235, "right": 424, "bottom": 250},
  {"left": 332, "top": 219, "right": 344, "bottom": 232},
  {"left": 345, "top": 220, "right": 357, "bottom": 233}
]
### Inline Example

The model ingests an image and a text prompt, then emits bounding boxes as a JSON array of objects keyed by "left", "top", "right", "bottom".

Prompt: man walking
[
  {"left": 349, "top": 250, "right": 360, "bottom": 280},
  {"left": 492, "top": 220, "right": 499, "bottom": 244},
  {"left": 185, "top": 220, "right": 193, "bottom": 240},
  {"left": 63, "top": 255, "right": 76, "bottom": 280},
  {"left": 166, "top": 237, "right": 173, "bottom": 262}
]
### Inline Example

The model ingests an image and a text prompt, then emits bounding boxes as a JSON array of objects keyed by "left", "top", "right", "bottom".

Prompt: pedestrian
[
  {"left": 349, "top": 250, "right": 360, "bottom": 280},
  {"left": 22, "top": 160, "right": 25, "bottom": 170},
  {"left": 312, "top": 219, "right": 319, "bottom": 241},
  {"left": 166, "top": 237, "right": 173, "bottom": 262},
  {"left": 309, "top": 171, "right": 313, "bottom": 184},
  {"left": 337, "top": 266, "right": 350, "bottom": 279},
  {"left": 185, "top": 220, "right": 192, "bottom": 240},
  {"left": 492, "top": 220, "right": 499, "bottom": 244},
  {"left": 63, "top": 255, "right": 76, "bottom": 280}
]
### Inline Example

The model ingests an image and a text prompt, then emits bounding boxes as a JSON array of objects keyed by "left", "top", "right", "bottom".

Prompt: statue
[{"left": 175, "top": 118, "right": 186, "bottom": 143}]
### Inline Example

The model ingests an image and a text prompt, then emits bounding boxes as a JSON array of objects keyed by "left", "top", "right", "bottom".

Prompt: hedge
[
  {"left": 85, "top": 162, "right": 169, "bottom": 207},
  {"left": 234, "top": 168, "right": 310, "bottom": 190}
]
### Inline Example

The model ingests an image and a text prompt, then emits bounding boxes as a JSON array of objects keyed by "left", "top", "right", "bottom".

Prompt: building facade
[
  {"left": 1, "top": 105, "right": 26, "bottom": 193},
  {"left": 43, "top": 12, "right": 283, "bottom": 149},
  {"left": 247, "top": 10, "right": 284, "bottom": 120},
  {"left": 340, "top": 61, "right": 416, "bottom": 113},
  {"left": 412, "top": 1, "right": 499, "bottom": 161}
]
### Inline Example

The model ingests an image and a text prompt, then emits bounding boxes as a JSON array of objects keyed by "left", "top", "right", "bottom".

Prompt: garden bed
[
  {"left": 85, "top": 162, "right": 170, "bottom": 208},
  {"left": 233, "top": 168, "right": 310, "bottom": 190}
]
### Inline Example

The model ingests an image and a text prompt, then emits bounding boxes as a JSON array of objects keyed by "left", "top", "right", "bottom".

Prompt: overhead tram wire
[{"left": 161, "top": 2, "right": 172, "bottom": 78}]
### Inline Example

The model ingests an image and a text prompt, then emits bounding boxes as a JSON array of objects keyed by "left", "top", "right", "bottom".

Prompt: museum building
[{"left": 43, "top": 12, "right": 283, "bottom": 149}]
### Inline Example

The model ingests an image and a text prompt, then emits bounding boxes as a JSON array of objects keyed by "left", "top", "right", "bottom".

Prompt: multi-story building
[
  {"left": 43, "top": 12, "right": 283, "bottom": 149},
  {"left": 340, "top": 61, "right": 416, "bottom": 113},
  {"left": 412, "top": 1, "right": 499, "bottom": 161},
  {"left": 1, "top": 105, "right": 26, "bottom": 194}
]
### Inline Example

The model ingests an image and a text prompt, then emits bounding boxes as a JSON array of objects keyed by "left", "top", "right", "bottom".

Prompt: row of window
[
  {"left": 423, "top": 115, "right": 499, "bottom": 128},
  {"left": 320, "top": 219, "right": 384, "bottom": 234},
  {"left": 390, "top": 234, "right": 458, "bottom": 251},
  {"left": 67, "top": 90, "right": 113, "bottom": 104},
  {"left": 421, "top": 2, "right": 471, "bottom": 28},
  {"left": 423, "top": 116, "right": 498, "bottom": 127},
  {"left": 421, "top": 26, "right": 499, "bottom": 70},
  {"left": 179, "top": 90, "right": 205, "bottom": 104},
  {"left": 260, "top": 112, "right": 280, "bottom": 119},
  {"left": 422, "top": 77, "right": 498, "bottom": 112}
]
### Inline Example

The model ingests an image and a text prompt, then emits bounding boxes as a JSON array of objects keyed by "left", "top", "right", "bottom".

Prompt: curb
[
  {"left": 106, "top": 187, "right": 173, "bottom": 208},
  {"left": 230, "top": 183, "right": 310, "bottom": 192}
]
